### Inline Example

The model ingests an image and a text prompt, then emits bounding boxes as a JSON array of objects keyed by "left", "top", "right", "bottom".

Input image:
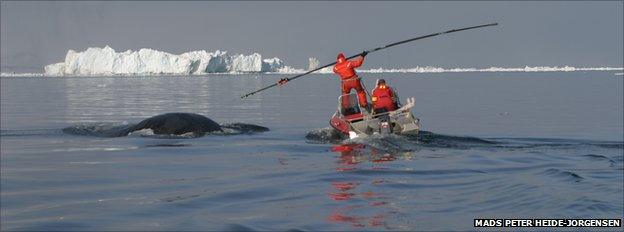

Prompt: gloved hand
[
  {"left": 361, "top": 51, "right": 368, "bottom": 57},
  {"left": 278, "top": 78, "right": 289, "bottom": 86}
]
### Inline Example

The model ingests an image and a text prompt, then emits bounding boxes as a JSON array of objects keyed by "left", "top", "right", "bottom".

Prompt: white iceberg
[
  {"left": 308, "top": 57, "right": 319, "bottom": 71},
  {"left": 272, "top": 66, "right": 305, "bottom": 74},
  {"left": 35, "top": 47, "right": 624, "bottom": 77},
  {"left": 57, "top": 46, "right": 193, "bottom": 75},
  {"left": 262, "top": 57, "right": 284, "bottom": 72},
  {"left": 44, "top": 62, "right": 65, "bottom": 76},
  {"left": 45, "top": 46, "right": 290, "bottom": 76},
  {"left": 180, "top": 50, "right": 230, "bottom": 74},
  {"left": 229, "top": 53, "right": 262, "bottom": 72}
]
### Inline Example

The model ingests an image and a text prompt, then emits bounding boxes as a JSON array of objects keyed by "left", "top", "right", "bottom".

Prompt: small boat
[{"left": 329, "top": 92, "right": 421, "bottom": 139}]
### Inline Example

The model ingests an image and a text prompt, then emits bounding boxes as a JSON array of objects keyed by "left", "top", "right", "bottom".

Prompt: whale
[
  {"left": 63, "top": 112, "right": 268, "bottom": 138},
  {"left": 129, "top": 113, "right": 222, "bottom": 136}
]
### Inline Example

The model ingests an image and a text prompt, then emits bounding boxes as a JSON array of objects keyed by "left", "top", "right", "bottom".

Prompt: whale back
[{"left": 130, "top": 113, "right": 222, "bottom": 135}]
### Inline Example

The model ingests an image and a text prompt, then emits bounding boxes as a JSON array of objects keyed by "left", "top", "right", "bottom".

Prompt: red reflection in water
[
  {"left": 331, "top": 182, "right": 358, "bottom": 191},
  {"left": 328, "top": 213, "right": 366, "bottom": 228},
  {"left": 328, "top": 181, "right": 358, "bottom": 201},
  {"left": 333, "top": 144, "right": 367, "bottom": 168},
  {"left": 328, "top": 192, "right": 355, "bottom": 201},
  {"left": 327, "top": 144, "right": 395, "bottom": 229},
  {"left": 327, "top": 206, "right": 388, "bottom": 228},
  {"left": 333, "top": 144, "right": 397, "bottom": 169},
  {"left": 362, "top": 191, "right": 382, "bottom": 199}
]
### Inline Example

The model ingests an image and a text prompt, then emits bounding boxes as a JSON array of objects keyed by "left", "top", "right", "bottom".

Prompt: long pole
[{"left": 240, "top": 23, "right": 498, "bottom": 99}]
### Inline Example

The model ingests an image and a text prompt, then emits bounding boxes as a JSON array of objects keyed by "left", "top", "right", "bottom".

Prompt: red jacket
[
  {"left": 333, "top": 53, "right": 364, "bottom": 80},
  {"left": 372, "top": 85, "right": 397, "bottom": 111}
]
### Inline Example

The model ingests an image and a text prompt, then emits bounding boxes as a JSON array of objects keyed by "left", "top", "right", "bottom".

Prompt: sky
[{"left": 1, "top": 1, "right": 623, "bottom": 73}]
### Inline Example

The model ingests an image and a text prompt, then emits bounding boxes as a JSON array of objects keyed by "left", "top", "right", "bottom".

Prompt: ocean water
[{"left": 1, "top": 72, "right": 622, "bottom": 231}]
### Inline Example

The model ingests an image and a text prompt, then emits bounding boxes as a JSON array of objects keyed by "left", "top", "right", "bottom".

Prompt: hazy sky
[{"left": 1, "top": 1, "right": 622, "bottom": 72}]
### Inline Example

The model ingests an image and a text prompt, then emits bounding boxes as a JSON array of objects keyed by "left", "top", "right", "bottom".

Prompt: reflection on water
[
  {"left": 53, "top": 75, "right": 340, "bottom": 129},
  {"left": 327, "top": 144, "right": 401, "bottom": 229},
  {"left": 321, "top": 134, "right": 624, "bottom": 230},
  {"left": 62, "top": 76, "right": 267, "bottom": 123},
  {"left": 332, "top": 144, "right": 401, "bottom": 171}
]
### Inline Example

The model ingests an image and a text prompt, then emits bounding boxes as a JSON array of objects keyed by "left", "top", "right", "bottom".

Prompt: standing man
[{"left": 333, "top": 52, "right": 369, "bottom": 110}]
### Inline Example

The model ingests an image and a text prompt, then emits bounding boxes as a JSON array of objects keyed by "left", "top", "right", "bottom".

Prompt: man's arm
[
  {"left": 347, "top": 56, "right": 365, "bottom": 68},
  {"left": 347, "top": 51, "right": 367, "bottom": 68}
]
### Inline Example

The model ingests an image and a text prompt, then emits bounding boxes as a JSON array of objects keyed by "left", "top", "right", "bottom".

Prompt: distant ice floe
[
  {"left": 0, "top": 72, "right": 45, "bottom": 77},
  {"left": 358, "top": 66, "right": 624, "bottom": 74},
  {"left": 1, "top": 46, "right": 622, "bottom": 77},
  {"left": 42, "top": 46, "right": 290, "bottom": 76}
]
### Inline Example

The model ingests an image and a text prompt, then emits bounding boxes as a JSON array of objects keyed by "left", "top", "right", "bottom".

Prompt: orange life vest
[{"left": 371, "top": 85, "right": 396, "bottom": 111}]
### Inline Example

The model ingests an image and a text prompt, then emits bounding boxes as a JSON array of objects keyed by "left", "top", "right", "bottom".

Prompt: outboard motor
[{"left": 378, "top": 114, "right": 392, "bottom": 135}]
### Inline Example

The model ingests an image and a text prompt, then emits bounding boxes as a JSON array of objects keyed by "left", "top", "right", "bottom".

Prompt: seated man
[{"left": 371, "top": 79, "right": 398, "bottom": 114}]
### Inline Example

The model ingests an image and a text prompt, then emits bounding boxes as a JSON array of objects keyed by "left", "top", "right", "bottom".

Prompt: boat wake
[
  {"left": 305, "top": 127, "right": 623, "bottom": 153},
  {"left": 305, "top": 127, "right": 348, "bottom": 143}
]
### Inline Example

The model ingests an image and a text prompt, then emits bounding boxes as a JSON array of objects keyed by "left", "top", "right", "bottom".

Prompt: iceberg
[
  {"left": 262, "top": 57, "right": 284, "bottom": 72},
  {"left": 44, "top": 62, "right": 65, "bottom": 76},
  {"left": 229, "top": 53, "right": 261, "bottom": 72},
  {"left": 58, "top": 46, "right": 193, "bottom": 75},
  {"left": 32, "top": 47, "right": 624, "bottom": 77},
  {"left": 44, "top": 46, "right": 290, "bottom": 76},
  {"left": 272, "top": 66, "right": 305, "bottom": 74},
  {"left": 180, "top": 50, "right": 230, "bottom": 74},
  {"left": 308, "top": 57, "right": 319, "bottom": 71}
]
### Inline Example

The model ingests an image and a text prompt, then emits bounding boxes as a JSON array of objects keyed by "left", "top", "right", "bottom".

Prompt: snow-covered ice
[
  {"left": 308, "top": 57, "right": 320, "bottom": 71},
  {"left": 44, "top": 46, "right": 288, "bottom": 76},
  {"left": 16, "top": 46, "right": 624, "bottom": 77}
]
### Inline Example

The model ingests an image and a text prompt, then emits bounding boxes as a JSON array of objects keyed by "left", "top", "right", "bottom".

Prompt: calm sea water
[{"left": 1, "top": 72, "right": 623, "bottom": 231}]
